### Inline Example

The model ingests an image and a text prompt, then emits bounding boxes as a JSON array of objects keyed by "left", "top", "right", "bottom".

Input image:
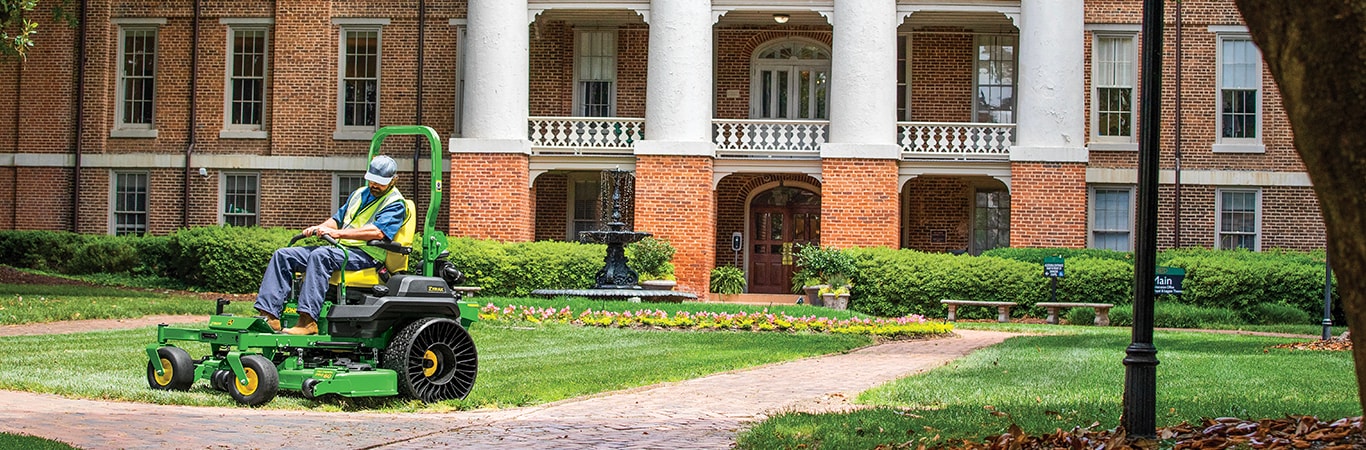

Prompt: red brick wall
[
  {"left": 16, "top": 167, "right": 73, "bottom": 231},
  {"left": 1010, "top": 162, "right": 1087, "bottom": 248},
  {"left": 528, "top": 23, "right": 647, "bottom": 117},
  {"left": 908, "top": 30, "right": 974, "bottom": 122},
  {"left": 902, "top": 176, "right": 973, "bottom": 252},
  {"left": 1151, "top": 184, "right": 1325, "bottom": 250},
  {"left": 534, "top": 172, "right": 568, "bottom": 241},
  {"left": 448, "top": 153, "right": 532, "bottom": 242},
  {"left": 820, "top": 158, "right": 899, "bottom": 248},
  {"left": 713, "top": 173, "right": 823, "bottom": 266},
  {"left": 634, "top": 155, "right": 714, "bottom": 295}
]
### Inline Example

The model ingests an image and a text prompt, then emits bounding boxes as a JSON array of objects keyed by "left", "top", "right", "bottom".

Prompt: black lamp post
[
  {"left": 1122, "top": 0, "right": 1164, "bottom": 439},
  {"left": 1324, "top": 245, "right": 1333, "bottom": 341}
]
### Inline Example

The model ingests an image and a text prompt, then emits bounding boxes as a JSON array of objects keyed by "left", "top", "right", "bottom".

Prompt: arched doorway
[{"left": 749, "top": 185, "right": 820, "bottom": 293}]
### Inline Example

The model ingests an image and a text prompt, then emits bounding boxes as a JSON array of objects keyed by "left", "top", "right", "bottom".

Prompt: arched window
[{"left": 750, "top": 39, "right": 831, "bottom": 120}]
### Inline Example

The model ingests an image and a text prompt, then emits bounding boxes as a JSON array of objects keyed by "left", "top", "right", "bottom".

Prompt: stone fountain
[{"left": 531, "top": 169, "right": 697, "bottom": 302}]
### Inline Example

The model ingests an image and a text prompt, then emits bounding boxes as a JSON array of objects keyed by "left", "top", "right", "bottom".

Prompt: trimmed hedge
[{"left": 168, "top": 226, "right": 301, "bottom": 293}]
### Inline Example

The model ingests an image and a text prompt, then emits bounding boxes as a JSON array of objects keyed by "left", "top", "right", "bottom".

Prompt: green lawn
[
  {"left": 0, "top": 285, "right": 250, "bottom": 325},
  {"left": 737, "top": 327, "right": 1359, "bottom": 449},
  {"left": 0, "top": 321, "right": 870, "bottom": 412},
  {"left": 0, "top": 433, "right": 77, "bottom": 450}
]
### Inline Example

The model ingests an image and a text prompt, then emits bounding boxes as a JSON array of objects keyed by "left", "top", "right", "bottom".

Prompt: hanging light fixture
[{"left": 773, "top": 13, "right": 790, "bottom": 24}]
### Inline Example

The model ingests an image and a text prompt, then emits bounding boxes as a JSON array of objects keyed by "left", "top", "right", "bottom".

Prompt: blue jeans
[{"left": 253, "top": 246, "right": 378, "bottom": 320}]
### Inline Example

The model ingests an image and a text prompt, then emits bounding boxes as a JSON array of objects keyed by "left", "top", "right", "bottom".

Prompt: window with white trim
[
  {"left": 336, "top": 23, "right": 384, "bottom": 138},
  {"left": 1216, "top": 189, "right": 1260, "bottom": 250},
  {"left": 334, "top": 173, "right": 365, "bottom": 213},
  {"left": 575, "top": 30, "right": 617, "bottom": 117},
  {"left": 896, "top": 34, "right": 911, "bottom": 120},
  {"left": 222, "top": 173, "right": 260, "bottom": 227},
  {"left": 224, "top": 22, "right": 269, "bottom": 135},
  {"left": 750, "top": 39, "right": 831, "bottom": 120},
  {"left": 568, "top": 172, "right": 602, "bottom": 240},
  {"left": 1089, "top": 187, "right": 1133, "bottom": 251},
  {"left": 1092, "top": 33, "right": 1136, "bottom": 143},
  {"left": 974, "top": 35, "right": 1016, "bottom": 124},
  {"left": 112, "top": 172, "right": 149, "bottom": 236},
  {"left": 115, "top": 24, "right": 160, "bottom": 135},
  {"left": 1216, "top": 33, "right": 1263, "bottom": 151},
  {"left": 971, "top": 190, "right": 1010, "bottom": 254}
]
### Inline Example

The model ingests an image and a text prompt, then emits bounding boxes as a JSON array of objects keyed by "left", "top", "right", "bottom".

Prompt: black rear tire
[
  {"left": 227, "top": 355, "right": 278, "bottom": 406},
  {"left": 382, "top": 317, "right": 478, "bottom": 402},
  {"left": 146, "top": 346, "right": 195, "bottom": 391}
]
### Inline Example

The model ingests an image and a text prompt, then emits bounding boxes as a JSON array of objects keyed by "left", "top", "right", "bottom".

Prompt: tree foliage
[{"left": 1, "top": 0, "right": 76, "bottom": 59}]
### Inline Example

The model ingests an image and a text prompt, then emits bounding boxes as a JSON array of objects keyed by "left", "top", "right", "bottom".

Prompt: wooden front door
[{"left": 749, "top": 187, "right": 820, "bottom": 294}]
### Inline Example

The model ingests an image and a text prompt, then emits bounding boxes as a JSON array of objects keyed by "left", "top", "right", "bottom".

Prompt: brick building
[{"left": 0, "top": 0, "right": 1325, "bottom": 295}]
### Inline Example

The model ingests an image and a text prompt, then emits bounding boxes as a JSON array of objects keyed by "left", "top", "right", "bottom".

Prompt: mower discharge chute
[{"left": 145, "top": 125, "right": 479, "bottom": 406}]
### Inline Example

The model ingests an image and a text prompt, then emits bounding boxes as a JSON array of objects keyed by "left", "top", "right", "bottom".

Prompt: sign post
[{"left": 1043, "top": 256, "right": 1065, "bottom": 303}]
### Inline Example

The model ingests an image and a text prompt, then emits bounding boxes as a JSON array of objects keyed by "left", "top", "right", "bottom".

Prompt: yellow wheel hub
[
  {"left": 153, "top": 358, "right": 174, "bottom": 386},
  {"left": 422, "top": 350, "right": 439, "bottom": 377},
  {"left": 235, "top": 368, "right": 259, "bottom": 396}
]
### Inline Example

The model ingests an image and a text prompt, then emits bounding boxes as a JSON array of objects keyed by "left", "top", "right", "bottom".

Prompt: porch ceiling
[{"left": 902, "top": 10, "right": 1017, "bottom": 32}]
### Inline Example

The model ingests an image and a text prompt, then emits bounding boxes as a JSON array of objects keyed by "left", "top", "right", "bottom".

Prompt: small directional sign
[
  {"left": 1155, "top": 266, "right": 1186, "bottom": 295},
  {"left": 1043, "top": 256, "right": 1065, "bottom": 278}
]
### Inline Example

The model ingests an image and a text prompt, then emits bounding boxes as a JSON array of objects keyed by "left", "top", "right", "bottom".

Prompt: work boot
[
  {"left": 255, "top": 309, "right": 282, "bottom": 332},
  {"left": 283, "top": 314, "right": 318, "bottom": 335}
]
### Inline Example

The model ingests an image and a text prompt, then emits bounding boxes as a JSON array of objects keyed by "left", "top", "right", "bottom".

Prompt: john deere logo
[
  {"left": 226, "top": 319, "right": 234, "bottom": 326},
  {"left": 284, "top": 306, "right": 297, "bottom": 314},
  {"left": 427, "top": 286, "right": 446, "bottom": 293}
]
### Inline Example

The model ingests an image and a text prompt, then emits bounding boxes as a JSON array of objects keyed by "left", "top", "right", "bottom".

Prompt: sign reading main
[{"left": 1155, "top": 266, "right": 1186, "bottom": 295}]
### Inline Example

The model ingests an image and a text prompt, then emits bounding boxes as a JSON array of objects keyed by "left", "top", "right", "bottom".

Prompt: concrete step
[{"left": 701, "top": 293, "right": 804, "bottom": 306}]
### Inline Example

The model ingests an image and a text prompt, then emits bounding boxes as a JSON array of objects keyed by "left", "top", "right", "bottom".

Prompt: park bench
[
  {"left": 1035, "top": 302, "right": 1115, "bottom": 326},
  {"left": 940, "top": 299, "right": 1018, "bottom": 323}
]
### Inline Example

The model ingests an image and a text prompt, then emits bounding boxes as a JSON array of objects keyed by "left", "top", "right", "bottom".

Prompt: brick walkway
[{"left": 0, "top": 329, "right": 1015, "bottom": 450}]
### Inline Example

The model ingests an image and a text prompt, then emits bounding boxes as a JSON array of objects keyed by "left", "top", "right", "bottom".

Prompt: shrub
[
  {"left": 435, "top": 237, "right": 605, "bottom": 296},
  {"left": 793, "top": 245, "right": 857, "bottom": 292},
  {"left": 1244, "top": 301, "right": 1314, "bottom": 325},
  {"left": 710, "top": 266, "right": 746, "bottom": 294},
  {"left": 1055, "top": 257, "right": 1133, "bottom": 306},
  {"left": 131, "top": 234, "right": 174, "bottom": 277},
  {"left": 0, "top": 230, "right": 84, "bottom": 272},
  {"left": 626, "top": 237, "right": 676, "bottom": 281},
  {"left": 67, "top": 235, "right": 140, "bottom": 275},
  {"left": 168, "top": 226, "right": 298, "bottom": 293},
  {"left": 848, "top": 247, "right": 1047, "bottom": 319},
  {"left": 1064, "top": 307, "right": 1095, "bottom": 326},
  {"left": 983, "top": 247, "right": 1133, "bottom": 264},
  {"left": 1163, "top": 249, "right": 1328, "bottom": 317},
  {"left": 1109, "top": 302, "right": 1244, "bottom": 328}
]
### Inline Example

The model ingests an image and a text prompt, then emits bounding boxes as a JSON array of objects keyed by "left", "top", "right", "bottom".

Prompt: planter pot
[
  {"left": 823, "top": 293, "right": 849, "bottom": 310},
  {"left": 640, "top": 280, "right": 677, "bottom": 291},
  {"left": 803, "top": 285, "right": 826, "bottom": 307}
]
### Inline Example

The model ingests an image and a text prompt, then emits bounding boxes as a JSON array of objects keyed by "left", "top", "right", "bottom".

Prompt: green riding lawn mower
[{"left": 145, "top": 126, "right": 480, "bottom": 406}]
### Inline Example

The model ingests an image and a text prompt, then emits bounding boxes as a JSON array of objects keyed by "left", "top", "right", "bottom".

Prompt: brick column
[
  {"left": 447, "top": 153, "right": 532, "bottom": 242},
  {"left": 634, "top": 156, "right": 715, "bottom": 296},
  {"left": 820, "top": 159, "right": 900, "bottom": 248},
  {"left": 1009, "top": 162, "right": 1087, "bottom": 248}
]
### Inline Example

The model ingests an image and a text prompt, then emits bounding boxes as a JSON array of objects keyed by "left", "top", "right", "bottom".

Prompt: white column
[
  {"left": 633, "top": 0, "right": 714, "bottom": 156},
  {"left": 822, "top": 0, "right": 899, "bottom": 159},
  {"left": 450, "top": 0, "right": 530, "bottom": 154},
  {"left": 1011, "top": 0, "right": 1087, "bottom": 162}
]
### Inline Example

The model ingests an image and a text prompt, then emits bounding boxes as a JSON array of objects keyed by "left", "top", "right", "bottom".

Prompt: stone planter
[
  {"left": 822, "top": 293, "right": 849, "bottom": 310},
  {"left": 803, "top": 285, "right": 826, "bottom": 307},
  {"left": 640, "top": 280, "right": 677, "bottom": 291}
]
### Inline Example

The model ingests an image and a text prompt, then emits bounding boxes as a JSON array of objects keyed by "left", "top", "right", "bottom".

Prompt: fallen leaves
[
  {"left": 878, "top": 416, "right": 1363, "bottom": 449},
  {"left": 1270, "top": 339, "right": 1352, "bottom": 352}
]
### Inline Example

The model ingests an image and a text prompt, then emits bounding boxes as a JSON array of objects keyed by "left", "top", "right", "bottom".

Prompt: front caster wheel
[
  {"left": 383, "top": 317, "right": 478, "bottom": 402},
  {"left": 228, "top": 355, "right": 278, "bottom": 406},
  {"left": 146, "top": 346, "right": 195, "bottom": 391}
]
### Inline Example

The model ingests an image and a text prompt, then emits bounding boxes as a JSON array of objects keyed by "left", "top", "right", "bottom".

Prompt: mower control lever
[{"left": 287, "top": 233, "right": 341, "bottom": 247}]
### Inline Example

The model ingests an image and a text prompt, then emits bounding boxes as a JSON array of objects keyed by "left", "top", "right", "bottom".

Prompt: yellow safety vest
[{"left": 339, "top": 186, "right": 405, "bottom": 262}]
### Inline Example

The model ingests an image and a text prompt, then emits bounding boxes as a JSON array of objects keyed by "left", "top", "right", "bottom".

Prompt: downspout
[
  {"left": 71, "top": 0, "right": 88, "bottom": 232},
  {"left": 413, "top": 0, "right": 426, "bottom": 196},
  {"left": 183, "top": 0, "right": 200, "bottom": 229},
  {"left": 1172, "top": 1, "right": 1183, "bottom": 248}
]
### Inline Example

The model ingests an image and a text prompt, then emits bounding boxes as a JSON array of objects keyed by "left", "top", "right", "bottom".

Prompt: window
[
  {"left": 112, "top": 172, "right": 149, "bottom": 236},
  {"left": 974, "top": 35, "right": 1016, "bottom": 124},
  {"left": 222, "top": 173, "right": 259, "bottom": 227},
  {"left": 972, "top": 190, "right": 1010, "bottom": 254},
  {"left": 334, "top": 19, "right": 388, "bottom": 140},
  {"left": 575, "top": 30, "right": 616, "bottom": 117},
  {"left": 1216, "top": 189, "right": 1260, "bottom": 250},
  {"left": 222, "top": 20, "right": 271, "bottom": 138},
  {"left": 1214, "top": 30, "right": 1264, "bottom": 152},
  {"left": 751, "top": 39, "right": 831, "bottom": 120},
  {"left": 1089, "top": 187, "right": 1133, "bottom": 251},
  {"left": 1092, "top": 33, "right": 1136, "bottom": 146},
  {"left": 334, "top": 173, "right": 366, "bottom": 212},
  {"left": 896, "top": 34, "right": 911, "bottom": 120},
  {"left": 568, "top": 173, "right": 602, "bottom": 240},
  {"left": 112, "top": 19, "right": 165, "bottom": 138}
]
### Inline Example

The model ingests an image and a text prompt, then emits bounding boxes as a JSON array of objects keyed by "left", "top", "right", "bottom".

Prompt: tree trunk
[{"left": 1234, "top": 0, "right": 1366, "bottom": 415}]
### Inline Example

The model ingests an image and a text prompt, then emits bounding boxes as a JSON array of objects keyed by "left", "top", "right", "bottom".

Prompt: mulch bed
[
  {"left": 1270, "top": 338, "right": 1353, "bottom": 352},
  {"left": 889, "top": 416, "right": 1365, "bottom": 449}
]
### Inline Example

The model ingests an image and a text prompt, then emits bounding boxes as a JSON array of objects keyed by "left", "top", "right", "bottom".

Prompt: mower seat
[{"left": 329, "top": 199, "right": 416, "bottom": 289}]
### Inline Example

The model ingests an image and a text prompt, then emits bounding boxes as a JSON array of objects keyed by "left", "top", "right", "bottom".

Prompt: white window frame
[
  {"left": 1088, "top": 185, "right": 1135, "bottom": 251},
  {"left": 1214, "top": 188, "right": 1262, "bottom": 251},
  {"left": 1088, "top": 26, "right": 1139, "bottom": 151},
  {"left": 1211, "top": 26, "right": 1265, "bottom": 153},
  {"left": 334, "top": 18, "right": 390, "bottom": 141},
  {"left": 220, "top": 172, "right": 261, "bottom": 226},
  {"left": 220, "top": 18, "right": 273, "bottom": 139},
  {"left": 332, "top": 172, "right": 366, "bottom": 213},
  {"left": 573, "top": 28, "right": 618, "bottom": 117},
  {"left": 110, "top": 171, "right": 150, "bottom": 236},
  {"left": 450, "top": 19, "right": 467, "bottom": 138},
  {"left": 749, "top": 38, "right": 832, "bottom": 120},
  {"left": 973, "top": 34, "right": 1017, "bottom": 124},
  {"left": 896, "top": 33, "right": 913, "bottom": 121},
  {"left": 111, "top": 18, "right": 166, "bottom": 139}
]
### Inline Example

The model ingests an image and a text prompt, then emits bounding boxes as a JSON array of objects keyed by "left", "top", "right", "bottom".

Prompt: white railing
[
  {"left": 528, "top": 117, "right": 644, "bottom": 155},
  {"left": 898, "top": 122, "right": 1014, "bottom": 160},
  {"left": 714, "top": 119, "right": 827, "bottom": 158}
]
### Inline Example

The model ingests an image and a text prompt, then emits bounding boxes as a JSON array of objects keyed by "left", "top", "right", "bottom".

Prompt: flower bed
[{"left": 478, "top": 304, "right": 954, "bottom": 339}]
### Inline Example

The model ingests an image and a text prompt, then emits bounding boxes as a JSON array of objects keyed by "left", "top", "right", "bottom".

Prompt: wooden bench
[
  {"left": 940, "top": 299, "right": 1018, "bottom": 323},
  {"left": 1035, "top": 302, "right": 1115, "bottom": 326}
]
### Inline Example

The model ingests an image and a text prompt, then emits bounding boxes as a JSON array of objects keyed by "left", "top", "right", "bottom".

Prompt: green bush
[
  {"left": 0, "top": 230, "right": 83, "bottom": 272},
  {"left": 438, "top": 237, "right": 604, "bottom": 296},
  {"left": 1055, "top": 257, "right": 1133, "bottom": 306},
  {"left": 710, "top": 266, "right": 746, "bottom": 294},
  {"left": 1163, "top": 249, "right": 1329, "bottom": 316},
  {"left": 168, "top": 226, "right": 299, "bottom": 293},
  {"left": 848, "top": 247, "right": 1047, "bottom": 319},
  {"left": 626, "top": 237, "right": 676, "bottom": 281},
  {"left": 1109, "top": 302, "right": 1244, "bottom": 328},
  {"left": 1244, "top": 301, "right": 1313, "bottom": 325},
  {"left": 793, "top": 245, "right": 857, "bottom": 292},
  {"left": 130, "top": 234, "right": 175, "bottom": 277},
  {"left": 67, "top": 235, "right": 140, "bottom": 275},
  {"left": 1064, "top": 307, "right": 1095, "bottom": 326},
  {"left": 982, "top": 247, "right": 1133, "bottom": 264}
]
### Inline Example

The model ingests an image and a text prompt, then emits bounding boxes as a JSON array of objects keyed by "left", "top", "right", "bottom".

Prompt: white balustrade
[
  {"left": 527, "top": 117, "right": 644, "bottom": 155},
  {"left": 713, "top": 120, "right": 827, "bottom": 158},
  {"left": 898, "top": 122, "right": 1015, "bottom": 160}
]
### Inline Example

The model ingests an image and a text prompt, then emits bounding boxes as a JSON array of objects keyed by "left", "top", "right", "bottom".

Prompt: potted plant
[
  {"left": 818, "top": 273, "right": 851, "bottom": 310},
  {"left": 627, "top": 237, "right": 676, "bottom": 290},
  {"left": 794, "top": 245, "right": 855, "bottom": 308},
  {"left": 792, "top": 274, "right": 825, "bottom": 307},
  {"left": 709, "top": 265, "right": 746, "bottom": 301}
]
